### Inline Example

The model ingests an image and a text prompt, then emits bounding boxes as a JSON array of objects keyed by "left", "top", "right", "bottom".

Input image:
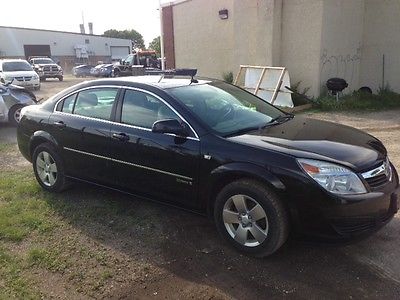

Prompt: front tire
[
  {"left": 58, "top": 76, "right": 63, "bottom": 81},
  {"left": 112, "top": 69, "right": 120, "bottom": 77},
  {"left": 32, "top": 143, "right": 68, "bottom": 192},
  {"left": 214, "top": 179, "right": 289, "bottom": 257}
]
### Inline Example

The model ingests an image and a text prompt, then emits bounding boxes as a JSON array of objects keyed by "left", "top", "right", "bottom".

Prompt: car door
[
  {"left": 48, "top": 87, "right": 120, "bottom": 184},
  {"left": 108, "top": 88, "right": 201, "bottom": 208}
]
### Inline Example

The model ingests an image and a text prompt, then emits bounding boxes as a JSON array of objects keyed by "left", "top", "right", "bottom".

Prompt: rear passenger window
[
  {"left": 73, "top": 88, "right": 118, "bottom": 120},
  {"left": 61, "top": 94, "right": 76, "bottom": 113},
  {"left": 121, "top": 90, "right": 179, "bottom": 128}
]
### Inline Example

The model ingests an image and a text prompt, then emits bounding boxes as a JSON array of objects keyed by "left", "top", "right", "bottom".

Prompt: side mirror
[{"left": 152, "top": 119, "right": 190, "bottom": 137}]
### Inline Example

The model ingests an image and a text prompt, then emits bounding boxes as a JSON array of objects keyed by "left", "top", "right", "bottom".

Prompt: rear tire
[
  {"left": 32, "top": 143, "right": 69, "bottom": 192},
  {"left": 8, "top": 105, "right": 24, "bottom": 126},
  {"left": 214, "top": 179, "right": 289, "bottom": 257}
]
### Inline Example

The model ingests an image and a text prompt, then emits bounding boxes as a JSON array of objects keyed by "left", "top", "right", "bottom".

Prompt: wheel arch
[
  {"left": 205, "top": 162, "right": 286, "bottom": 218},
  {"left": 29, "top": 131, "right": 59, "bottom": 158}
]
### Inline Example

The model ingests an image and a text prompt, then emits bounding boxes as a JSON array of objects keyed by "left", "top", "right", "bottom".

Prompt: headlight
[
  {"left": 33, "top": 74, "right": 39, "bottom": 80},
  {"left": 297, "top": 159, "right": 367, "bottom": 195}
]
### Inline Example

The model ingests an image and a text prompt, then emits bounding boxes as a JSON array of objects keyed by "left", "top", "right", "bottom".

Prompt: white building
[{"left": 0, "top": 26, "right": 132, "bottom": 71}]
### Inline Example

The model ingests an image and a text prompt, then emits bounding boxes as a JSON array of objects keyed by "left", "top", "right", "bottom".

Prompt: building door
[{"left": 24, "top": 45, "right": 51, "bottom": 59}]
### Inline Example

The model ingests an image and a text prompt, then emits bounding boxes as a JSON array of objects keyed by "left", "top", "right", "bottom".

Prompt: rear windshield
[{"left": 2, "top": 61, "right": 33, "bottom": 72}]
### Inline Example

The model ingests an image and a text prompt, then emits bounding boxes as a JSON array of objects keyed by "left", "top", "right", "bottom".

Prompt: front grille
[
  {"left": 51, "top": 66, "right": 58, "bottom": 71},
  {"left": 14, "top": 76, "right": 32, "bottom": 82},
  {"left": 43, "top": 66, "right": 50, "bottom": 71},
  {"left": 361, "top": 159, "right": 391, "bottom": 189},
  {"left": 365, "top": 174, "right": 388, "bottom": 188}
]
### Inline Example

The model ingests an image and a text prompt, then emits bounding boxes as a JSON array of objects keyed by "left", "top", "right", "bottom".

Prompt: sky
[{"left": 0, "top": 0, "right": 173, "bottom": 46}]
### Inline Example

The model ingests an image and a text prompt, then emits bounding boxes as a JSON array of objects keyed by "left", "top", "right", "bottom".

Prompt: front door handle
[
  {"left": 53, "top": 121, "right": 66, "bottom": 128},
  {"left": 112, "top": 132, "right": 130, "bottom": 142}
]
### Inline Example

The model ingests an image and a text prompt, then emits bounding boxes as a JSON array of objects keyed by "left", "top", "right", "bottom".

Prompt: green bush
[
  {"left": 222, "top": 71, "right": 234, "bottom": 84},
  {"left": 289, "top": 81, "right": 312, "bottom": 106},
  {"left": 314, "top": 87, "right": 400, "bottom": 111}
]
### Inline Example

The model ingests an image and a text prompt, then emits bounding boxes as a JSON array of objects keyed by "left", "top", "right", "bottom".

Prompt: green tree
[
  {"left": 148, "top": 36, "right": 161, "bottom": 57},
  {"left": 103, "top": 29, "right": 145, "bottom": 49}
]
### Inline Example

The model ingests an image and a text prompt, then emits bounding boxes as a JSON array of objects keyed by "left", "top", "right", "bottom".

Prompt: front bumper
[
  {"left": 37, "top": 70, "right": 63, "bottom": 78},
  {"left": 12, "top": 79, "right": 40, "bottom": 89},
  {"left": 328, "top": 189, "right": 398, "bottom": 237},
  {"left": 288, "top": 167, "right": 399, "bottom": 240}
]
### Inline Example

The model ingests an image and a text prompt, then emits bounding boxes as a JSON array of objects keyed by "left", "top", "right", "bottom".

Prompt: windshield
[
  {"left": 168, "top": 81, "right": 285, "bottom": 136},
  {"left": 2, "top": 61, "right": 33, "bottom": 72},
  {"left": 33, "top": 58, "right": 54, "bottom": 64}
]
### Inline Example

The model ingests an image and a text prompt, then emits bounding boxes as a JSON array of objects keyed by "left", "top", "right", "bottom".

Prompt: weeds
[
  {"left": 222, "top": 71, "right": 234, "bottom": 84},
  {"left": 313, "top": 86, "right": 400, "bottom": 111}
]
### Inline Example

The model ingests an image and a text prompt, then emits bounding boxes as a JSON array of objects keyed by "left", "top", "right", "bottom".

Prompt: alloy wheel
[
  {"left": 36, "top": 151, "right": 58, "bottom": 186},
  {"left": 13, "top": 107, "right": 22, "bottom": 123},
  {"left": 223, "top": 194, "right": 269, "bottom": 247}
]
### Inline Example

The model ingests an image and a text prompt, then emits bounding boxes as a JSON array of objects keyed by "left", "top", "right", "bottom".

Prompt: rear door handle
[
  {"left": 53, "top": 121, "right": 66, "bottom": 128},
  {"left": 112, "top": 132, "right": 130, "bottom": 142}
]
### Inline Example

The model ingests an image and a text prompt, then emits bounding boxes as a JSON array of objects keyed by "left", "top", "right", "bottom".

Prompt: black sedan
[{"left": 17, "top": 75, "right": 399, "bottom": 256}]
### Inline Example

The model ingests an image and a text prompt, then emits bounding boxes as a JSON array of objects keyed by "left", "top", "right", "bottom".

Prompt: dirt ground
[{"left": 1, "top": 76, "right": 400, "bottom": 298}]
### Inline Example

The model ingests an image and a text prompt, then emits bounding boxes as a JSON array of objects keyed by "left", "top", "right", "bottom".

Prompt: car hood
[
  {"left": 227, "top": 116, "right": 386, "bottom": 171},
  {"left": 35, "top": 64, "right": 59, "bottom": 67},
  {"left": 3, "top": 70, "right": 37, "bottom": 77}
]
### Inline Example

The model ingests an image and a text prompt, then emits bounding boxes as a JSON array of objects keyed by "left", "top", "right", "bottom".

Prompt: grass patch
[
  {"left": 27, "top": 248, "right": 69, "bottom": 272},
  {"left": 0, "top": 171, "right": 55, "bottom": 242},
  {"left": 0, "top": 247, "right": 40, "bottom": 299},
  {"left": 314, "top": 88, "right": 400, "bottom": 111},
  {"left": 0, "top": 143, "right": 15, "bottom": 154}
]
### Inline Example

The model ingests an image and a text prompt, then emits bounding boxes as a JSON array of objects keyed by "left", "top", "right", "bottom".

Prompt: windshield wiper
[
  {"left": 224, "top": 114, "right": 294, "bottom": 137},
  {"left": 268, "top": 113, "right": 294, "bottom": 125}
]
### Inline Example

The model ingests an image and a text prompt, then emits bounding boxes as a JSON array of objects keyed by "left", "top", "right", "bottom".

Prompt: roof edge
[{"left": 0, "top": 25, "right": 131, "bottom": 41}]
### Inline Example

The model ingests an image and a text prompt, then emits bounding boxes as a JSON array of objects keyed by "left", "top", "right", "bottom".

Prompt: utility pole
[{"left": 159, "top": 0, "right": 165, "bottom": 70}]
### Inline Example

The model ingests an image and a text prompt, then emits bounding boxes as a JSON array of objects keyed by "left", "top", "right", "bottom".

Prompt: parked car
[
  {"left": 17, "top": 74, "right": 399, "bottom": 257},
  {"left": 90, "top": 64, "right": 104, "bottom": 77},
  {"left": 72, "top": 64, "right": 94, "bottom": 77},
  {"left": 0, "top": 81, "right": 37, "bottom": 125},
  {"left": 0, "top": 59, "right": 40, "bottom": 90},
  {"left": 98, "top": 64, "right": 113, "bottom": 77},
  {"left": 89, "top": 64, "right": 114, "bottom": 77},
  {"left": 29, "top": 57, "right": 63, "bottom": 81}
]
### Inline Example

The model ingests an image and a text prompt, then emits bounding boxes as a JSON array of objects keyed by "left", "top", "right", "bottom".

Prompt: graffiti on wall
[{"left": 320, "top": 46, "right": 361, "bottom": 92}]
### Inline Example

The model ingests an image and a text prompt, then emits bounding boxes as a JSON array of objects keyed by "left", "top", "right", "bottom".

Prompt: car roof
[{"left": 90, "top": 76, "right": 212, "bottom": 89}]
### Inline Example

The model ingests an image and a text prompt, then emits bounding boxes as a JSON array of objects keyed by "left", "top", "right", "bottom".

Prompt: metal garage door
[
  {"left": 110, "top": 46, "right": 130, "bottom": 61},
  {"left": 24, "top": 45, "right": 51, "bottom": 58}
]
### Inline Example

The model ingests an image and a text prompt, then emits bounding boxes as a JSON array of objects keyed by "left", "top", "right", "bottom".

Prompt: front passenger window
[
  {"left": 121, "top": 90, "right": 179, "bottom": 128},
  {"left": 73, "top": 88, "right": 118, "bottom": 120}
]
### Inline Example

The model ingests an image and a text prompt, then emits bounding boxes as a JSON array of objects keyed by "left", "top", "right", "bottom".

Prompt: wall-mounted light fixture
[{"left": 219, "top": 9, "right": 228, "bottom": 20}]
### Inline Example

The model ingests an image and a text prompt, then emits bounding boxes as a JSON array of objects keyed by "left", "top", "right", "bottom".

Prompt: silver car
[{"left": 0, "top": 82, "right": 37, "bottom": 126}]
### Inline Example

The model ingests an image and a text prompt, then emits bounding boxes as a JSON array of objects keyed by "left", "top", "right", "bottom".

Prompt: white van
[{"left": 0, "top": 59, "right": 40, "bottom": 90}]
